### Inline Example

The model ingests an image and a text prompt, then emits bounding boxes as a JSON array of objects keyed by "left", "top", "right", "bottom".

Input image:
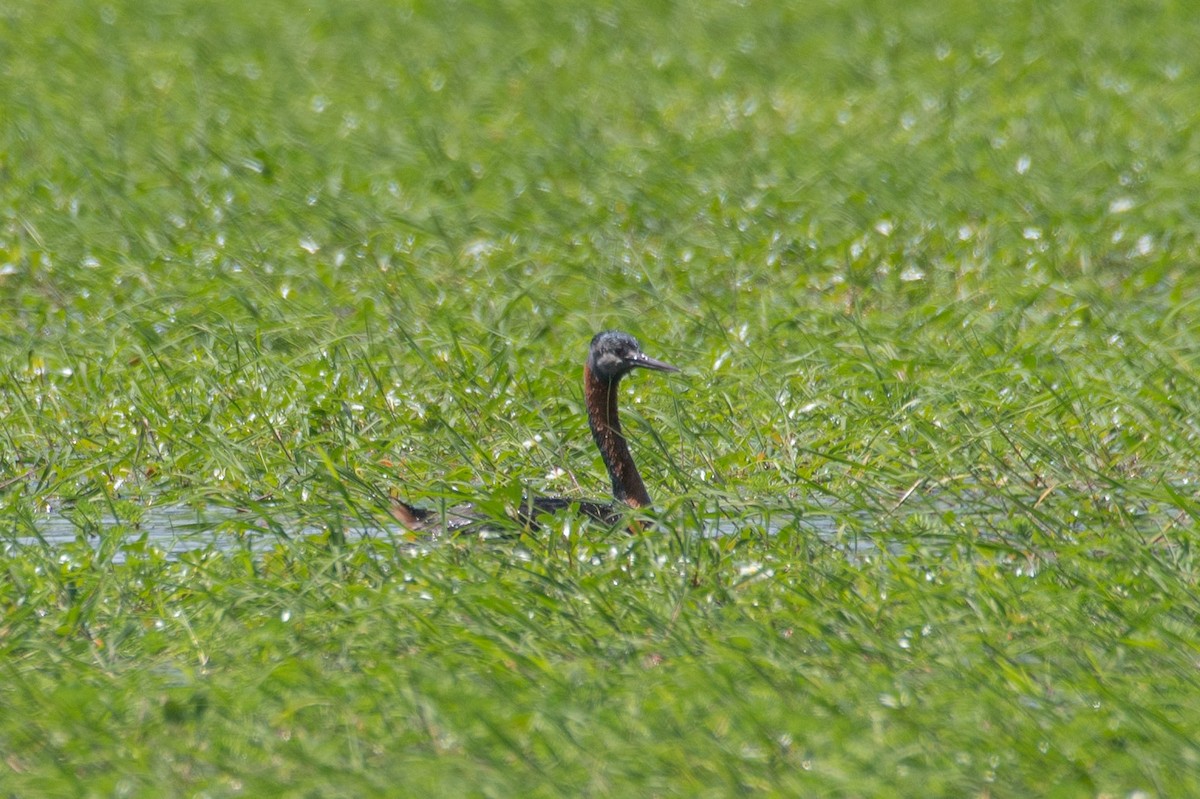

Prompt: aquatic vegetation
[{"left": 3, "top": 0, "right": 1200, "bottom": 794}]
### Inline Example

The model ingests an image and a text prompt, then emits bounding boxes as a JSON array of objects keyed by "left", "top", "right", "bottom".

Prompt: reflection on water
[
  {"left": 6, "top": 484, "right": 1168, "bottom": 562},
  {"left": 701, "top": 510, "right": 877, "bottom": 554},
  {"left": 4, "top": 499, "right": 879, "bottom": 562},
  {"left": 7, "top": 504, "right": 245, "bottom": 562},
  {"left": 7, "top": 502, "right": 477, "bottom": 562}
]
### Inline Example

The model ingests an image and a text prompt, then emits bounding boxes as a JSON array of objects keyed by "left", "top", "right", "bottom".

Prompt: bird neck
[{"left": 584, "top": 364, "right": 653, "bottom": 508}]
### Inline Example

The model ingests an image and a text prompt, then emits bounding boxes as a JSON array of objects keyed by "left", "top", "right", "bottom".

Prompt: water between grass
[
  {"left": 13, "top": 487, "right": 1173, "bottom": 563},
  {"left": 9, "top": 500, "right": 869, "bottom": 562}
]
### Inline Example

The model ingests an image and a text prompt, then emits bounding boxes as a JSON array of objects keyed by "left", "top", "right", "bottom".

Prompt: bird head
[{"left": 586, "top": 330, "right": 679, "bottom": 383}]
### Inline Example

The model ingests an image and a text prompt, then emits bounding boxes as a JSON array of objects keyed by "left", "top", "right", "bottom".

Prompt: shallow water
[
  {"left": 6, "top": 504, "right": 244, "bottom": 562},
  {"left": 5, "top": 486, "right": 1171, "bottom": 563},
  {"left": 4, "top": 500, "right": 863, "bottom": 561}
]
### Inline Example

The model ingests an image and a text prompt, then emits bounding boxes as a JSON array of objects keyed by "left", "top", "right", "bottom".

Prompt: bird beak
[{"left": 632, "top": 352, "right": 680, "bottom": 373}]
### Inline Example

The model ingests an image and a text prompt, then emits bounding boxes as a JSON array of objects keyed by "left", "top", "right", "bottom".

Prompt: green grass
[{"left": 4, "top": 0, "right": 1200, "bottom": 795}]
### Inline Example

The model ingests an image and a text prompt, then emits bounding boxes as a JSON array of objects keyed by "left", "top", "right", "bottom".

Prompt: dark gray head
[{"left": 586, "top": 330, "right": 679, "bottom": 383}]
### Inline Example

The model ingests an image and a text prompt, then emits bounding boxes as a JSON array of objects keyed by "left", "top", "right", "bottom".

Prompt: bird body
[{"left": 394, "top": 330, "right": 678, "bottom": 534}]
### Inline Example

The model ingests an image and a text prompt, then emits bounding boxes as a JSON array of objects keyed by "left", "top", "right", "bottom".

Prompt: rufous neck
[{"left": 584, "top": 363, "right": 653, "bottom": 508}]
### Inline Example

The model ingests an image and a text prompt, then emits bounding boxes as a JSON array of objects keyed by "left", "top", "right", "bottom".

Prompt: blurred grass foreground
[{"left": 3, "top": 0, "right": 1200, "bottom": 795}]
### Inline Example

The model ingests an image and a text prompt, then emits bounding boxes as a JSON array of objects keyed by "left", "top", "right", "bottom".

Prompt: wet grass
[{"left": 4, "top": 0, "right": 1200, "bottom": 795}]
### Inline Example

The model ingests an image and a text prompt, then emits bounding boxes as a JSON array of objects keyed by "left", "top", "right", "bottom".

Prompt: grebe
[{"left": 393, "top": 330, "right": 679, "bottom": 533}]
